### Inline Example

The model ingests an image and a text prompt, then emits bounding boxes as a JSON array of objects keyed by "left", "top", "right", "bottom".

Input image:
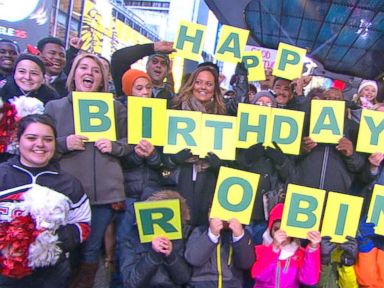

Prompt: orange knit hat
[{"left": 121, "top": 69, "right": 151, "bottom": 96}]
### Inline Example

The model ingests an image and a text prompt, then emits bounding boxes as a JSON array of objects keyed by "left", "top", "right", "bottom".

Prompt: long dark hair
[{"left": 173, "top": 66, "right": 226, "bottom": 115}]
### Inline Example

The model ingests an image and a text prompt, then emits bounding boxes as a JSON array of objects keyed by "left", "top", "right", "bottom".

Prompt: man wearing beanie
[{"left": 111, "top": 41, "right": 175, "bottom": 107}]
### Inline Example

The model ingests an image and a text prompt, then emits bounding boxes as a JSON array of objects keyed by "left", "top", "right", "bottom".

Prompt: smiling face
[
  {"left": 74, "top": 57, "right": 103, "bottom": 92},
  {"left": 132, "top": 77, "right": 152, "bottom": 98},
  {"left": 14, "top": 59, "right": 44, "bottom": 92},
  {"left": 192, "top": 70, "right": 215, "bottom": 103},
  {"left": 40, "top": 43, "right": 66, "bottom": 76},
  {"left": 360, "top": 85, "right": 377, "bottom": 102},
  {"left": 273, "top": 79, "right": 292, "bottom": 105},
  {"left": 146, "top": 56, "right": 168, "bottom": 86},
  {"left": 0, "top": 42, "right": 18, "bottom": 73},
  {"left": 19, "top": 122, "right": 55, "bottom": 168}
]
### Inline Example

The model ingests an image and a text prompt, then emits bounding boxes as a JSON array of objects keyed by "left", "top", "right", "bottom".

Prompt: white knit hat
[{"left": 358, "top": 80, "right": 378, "bottom": 95}]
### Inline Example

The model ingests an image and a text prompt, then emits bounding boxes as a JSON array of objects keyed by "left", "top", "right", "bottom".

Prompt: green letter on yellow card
[
  {"left": 210, "top": 167, "right": 260, "bottom": 225},
  {"left": 164, "top": 110, "right": 202, "bottom": 156},
  {"left": 174, "top": 20, "right": 206, "bottom": 62},
  {"left": 73, "top": 92, "right": 116, "bottom": 141},
  {"left": 309, "top": 100, "right": 345, "bottom": 144},
  {"left": 236, "top": 103, "right": 270, "bottom": 148},
  {"left": 321, "top": 192, "right": 363, "bottom": 243},
  {"left": 127, "top": 97, "right": 167, "bottom": 146},
  {"left": 281, "top": 184, "right": 325, "bottom": 239},
  {"left": 367, "top": 184, "right": 384, "bottom": 235},
  {"left": 134, "top": 199, "right": 182, "bottom": 243},
  {"left": 215, "top": 25, "right": 249, "bottom": 64},
  {"left": 242, "top": 50, "right": 266, "bottom": 81},
  {"left": 201, "top": 114, "right": 237, "bottom": 160},
  {"left": 273, "top": 42, "right": 307, "bottom": 80},
  {"left": 356, "top": 109, "right": 384, "bottom": 153},
  {"left": 265, "top": 108, "right": 304, "bottom": 155}
]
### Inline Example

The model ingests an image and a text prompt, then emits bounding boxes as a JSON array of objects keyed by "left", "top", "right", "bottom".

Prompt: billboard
[{"left": 0, "top": 0, "right": 53, "bottom": 50}]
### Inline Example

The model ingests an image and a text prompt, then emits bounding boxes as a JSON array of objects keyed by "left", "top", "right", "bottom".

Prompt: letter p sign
[{"left": 273, "top": 42, "right": 307, "bottom": 80}]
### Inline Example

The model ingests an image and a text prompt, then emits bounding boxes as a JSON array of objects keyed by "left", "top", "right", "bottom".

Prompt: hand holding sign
[
  {"left": 170, "top": 148, "right": 193, "bottom": 164},
  {"left": 95, "top": 139, "right": 112, "bottom": 154},
  {"left": 336, "top": 137, "right": 353, "bottom": 157},
  {"left": 66, "top": 134, "right": 88, "bottom": 151},
  {"left": 302, "top": 136, "right": 317, "bottom": 153},
  {"left": 320, "top": 236, "right": 336, "bottom": 265},
  {"left": 307, "top": 231, "right": 321, "bottom": 249},
  {"left": 209, "top": 218, "right": 224, "bottom": 236},
  {"left": 135, "top": 139, "right": 155, "bottom": 158},
  {"left": 368, "top": 152, "right": 384, "bottom": 168},
  {"left": 154, "top": 41, "right": 176, "bottom": 54},
  {"left": 228, "top": 218, "right": 244, "bottom": 238},
  {"left": 339, "top": 236, "right": 358, "bottom": 266},
  {"left": 152, "top": 236, "right": 173, "bottom": 257}
]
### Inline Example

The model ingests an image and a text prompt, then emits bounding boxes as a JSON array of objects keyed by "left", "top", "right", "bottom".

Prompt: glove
[
  {"left": 340, "top": 236, "right": 358, "bottom": 266},
  {"left": 56, "top": 224, "right": 81, "bottom": 252},
  {"left": 170, "top": 148, "right": 193, "bottom": 164},
  {"left": 321, "top": 236, "right": 337, "bottom": 265},
  {"left": 374, "top": 235, "right": 384, "bottom": 251},
  {"left": 205, "top": 152, "right": 221, "bottom": 170},
  {"left": 265, "top": 142, "right": 286, "bottom": 166},
  {"left": 233, "top": 62, "right": 249, "bottom": 102},
  {"left": 357, "top": 218, "right": 376, "bottom": 252},
  {"left": 245, "top": 143, "right": 265, "bottom": 162}
]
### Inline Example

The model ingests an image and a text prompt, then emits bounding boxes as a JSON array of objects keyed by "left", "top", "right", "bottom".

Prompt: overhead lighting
[{"left": 357, "top": 19, "right": 372, "bottom": 38}]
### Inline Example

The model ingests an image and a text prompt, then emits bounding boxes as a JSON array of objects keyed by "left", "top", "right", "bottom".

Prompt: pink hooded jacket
[{"left": 251, "top": 203, "right": 320, "bottom": 287}]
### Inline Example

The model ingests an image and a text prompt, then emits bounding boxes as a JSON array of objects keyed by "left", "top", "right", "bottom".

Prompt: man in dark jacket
[
  {"left": 291, "top": 88, "right": 367, "bottom": 194},
  {"left": 37, "top": 37, "right": 82, "bottom": 98}
]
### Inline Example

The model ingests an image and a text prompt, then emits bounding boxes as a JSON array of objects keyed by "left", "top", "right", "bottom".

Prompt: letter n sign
[
  {"left": 210, "top": 167, "right": 260, "bottom": 225},
  {"left": 134, "top": 199, "right": 182, "bottom": 243}
]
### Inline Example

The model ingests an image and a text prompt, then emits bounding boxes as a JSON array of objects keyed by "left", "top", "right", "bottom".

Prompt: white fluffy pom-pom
[
  {"left": 22, "top": 184, "right": 71, "bottom": 231},
  {"left": 9, "top": 96, "right": 44, "bottom": 119},
  {"left": 28, "top": 231, "right": 62, "bottom": 268}
]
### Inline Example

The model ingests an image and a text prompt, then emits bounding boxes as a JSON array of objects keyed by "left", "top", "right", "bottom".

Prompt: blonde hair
[
  {"left": 173, "top": 66, "right": 226, "bottom": 115},
  {"left": 146, "top": 190, "right": 190, "bottom": 224},
  {"left": 66, "top": 53, "right": 108, "bottom": 93}
]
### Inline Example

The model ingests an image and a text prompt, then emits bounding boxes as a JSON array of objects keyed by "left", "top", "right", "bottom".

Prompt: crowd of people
[{"left": 0, "top": 35, "right": 383, "bottom": 288}]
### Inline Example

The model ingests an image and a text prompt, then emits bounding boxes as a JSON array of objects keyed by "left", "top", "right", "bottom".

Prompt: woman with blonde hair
[{"left": 45, "top": 53, "right": 130, "bottom": 288}]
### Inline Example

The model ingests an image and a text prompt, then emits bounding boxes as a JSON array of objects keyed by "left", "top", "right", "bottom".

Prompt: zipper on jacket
[
  {"left": 275, "top": 261, "right": 281, "bottom": 288},
  {"left": 93, "top": 148, "right": 97, "bottom": 202},
  {"left": 319, "top": 146, "right": 329, "bottom": 190},
  {"left": 216, "top": 241, "right": 222, "bottom": 288}
]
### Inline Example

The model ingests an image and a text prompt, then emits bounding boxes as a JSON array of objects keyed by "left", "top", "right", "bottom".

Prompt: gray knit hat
[{"left": 251, "top": 90, "right": 277, "bottom": 107}]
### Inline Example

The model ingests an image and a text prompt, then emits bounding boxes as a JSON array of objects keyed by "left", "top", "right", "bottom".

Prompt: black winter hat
[{"left": 13, "top": 54, "right": 46, "bottom": 75}]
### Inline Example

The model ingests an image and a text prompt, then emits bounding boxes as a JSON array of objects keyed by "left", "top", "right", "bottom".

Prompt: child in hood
[{"left": 251, "top": 203, "right": 321, "bottom": 287}]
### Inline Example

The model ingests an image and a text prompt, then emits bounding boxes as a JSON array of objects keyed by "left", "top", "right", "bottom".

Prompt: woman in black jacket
[
  {"left": 0, "top": 114, "right": 91, "bottom": 288},
  {"left": 0, "top": 54, "right": 59, "bottom": 105}
]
